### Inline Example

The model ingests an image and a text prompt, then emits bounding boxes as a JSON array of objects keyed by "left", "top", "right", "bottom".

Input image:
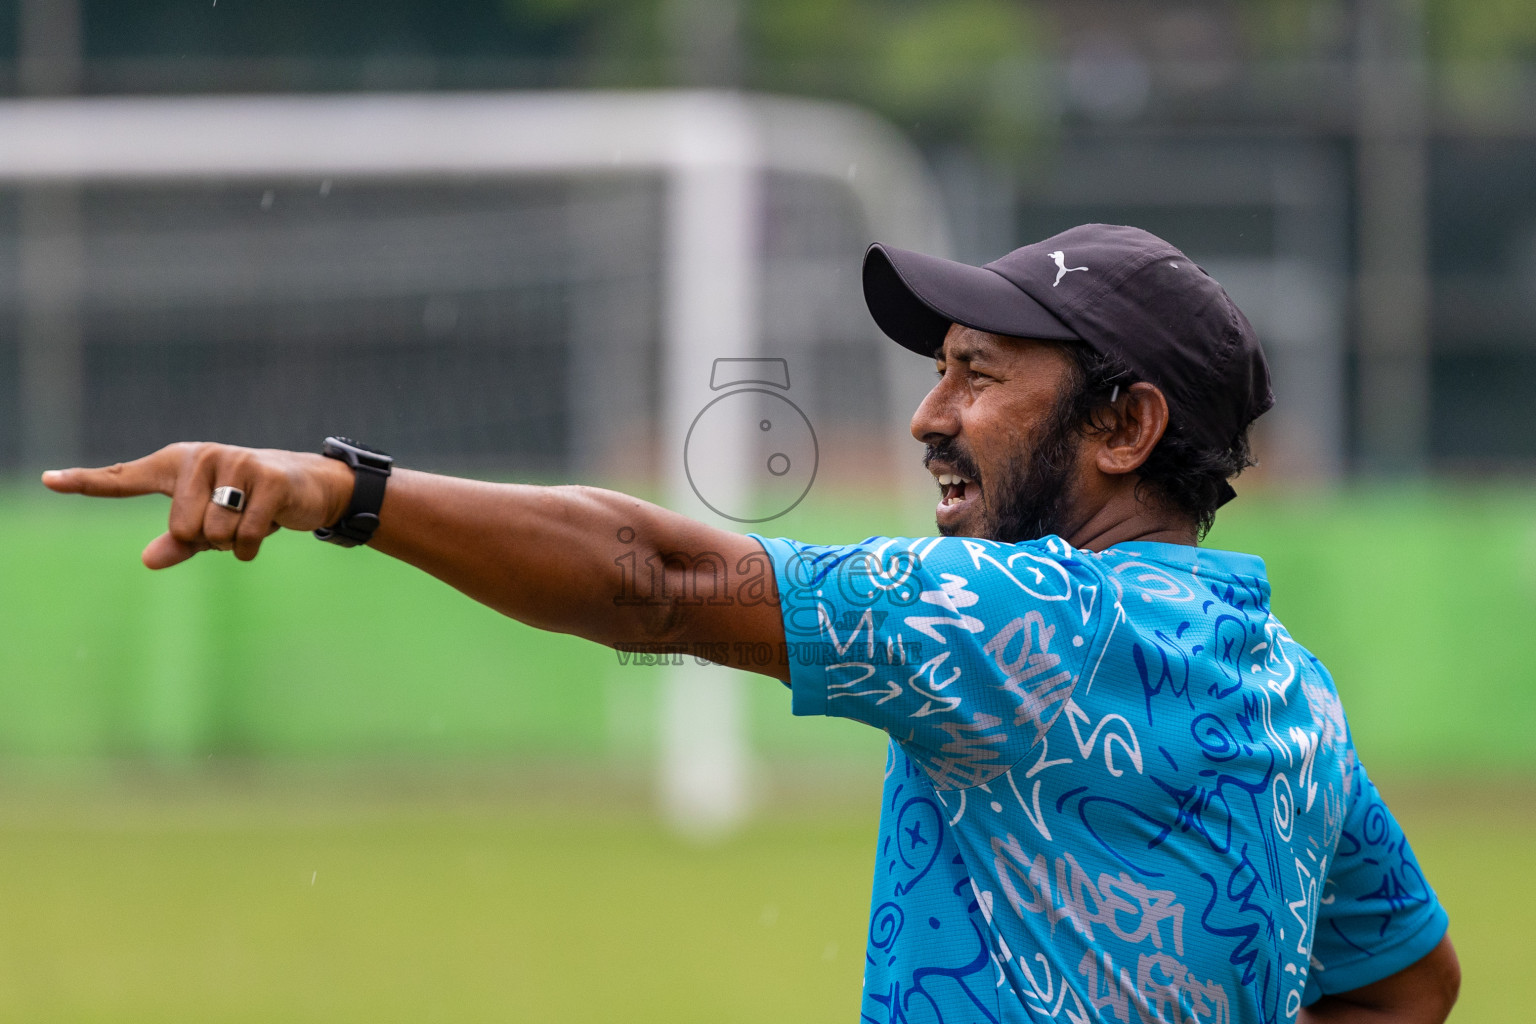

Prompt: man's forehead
[{"left": 935, "top": 325, "right": 1044, "bottom": 361}]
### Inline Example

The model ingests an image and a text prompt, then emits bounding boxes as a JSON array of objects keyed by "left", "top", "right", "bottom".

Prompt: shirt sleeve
[
  {"left": 749, "top": 533, "right": 1110, "bottom": 790},
  {"left": 1304, "top": 759, "right": 1449, "bottom": 1002}
]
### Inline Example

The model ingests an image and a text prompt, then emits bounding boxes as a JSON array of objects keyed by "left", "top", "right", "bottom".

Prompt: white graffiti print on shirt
[
  {"left": 826, "top": 661, "right": 902, "bottom": 707},
  {"left": 988, "top": 838, "right": 1234, "bottom": 1022},
  {"left": 946, "top": 735, "right": 1070, "bottom": 840},
  {"left": 982, "top": 611, "right": 1074, "bottom": 740},
  {"left": 904, "top": 573, "right": 986, "bottom": 642},
  {"left": 1078, "top": 948, "right": 1233, "bottom": 1024},
  {"left": 1289, "top": 728, "right": 1321, "bottom": 815},
  {"left": 1019, "top": 951, "right": 1096, "bottom": 1023},
  {"left": 1268, "top": 687, "right": 1320, "bottom": 837},
  {"left": 1002, "top": 947, "right": 1080, "bottom": 1022},
  {"left": 925, "top": 713, "right": 1014, "bottom": 788},
  {"left": 1062, "top": 699, "right": 1144, "bottom": 778},
  {"left": 905, "top": 651, "right": 963, "bottom": 718},
  {"left": 1271, "top": 772, "right": 1296, "bottom": 844},
  {"left": 1113, "top": 560, "right": 1199, "bottom": 604},
  {"left": 1299, "top": 677, "right": 1349, "bottom": 756},
  {"left": 817, "top": 603, "right": 909, "bottom": 663},
  {"left": 1005, "top": 764, "right": 1055, "bottom": 841},
  {"left": 1248, "top": 616, "right": 1300, "bottom": 701},
  {"left": 992, "top": 840, "right": 1186, "bottom": 953},
  {"left": 820, "top": 603, "right": 908, "bottom": 707},
  {"left": 1282, "top": 856, "right": 1323, "bottom": 1019},
  {"left": 961, "top": 538, "right": 1075, "bottom": 601},
  {"left": 966, "top": 697, "right": 1140, "bottom": 844}
]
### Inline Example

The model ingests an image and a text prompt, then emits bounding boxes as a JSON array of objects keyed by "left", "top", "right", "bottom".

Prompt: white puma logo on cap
[{"left": 1049, "top": 250, "right": 1088, "bottom": 287}]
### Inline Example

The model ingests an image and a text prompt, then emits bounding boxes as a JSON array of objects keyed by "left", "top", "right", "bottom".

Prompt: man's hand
[
  {"left": 1301, "top": 935, "right": 1459, "bottom": 1024},
  {"left": 42, "top": 442, "right": 354, "bottom": 569}
]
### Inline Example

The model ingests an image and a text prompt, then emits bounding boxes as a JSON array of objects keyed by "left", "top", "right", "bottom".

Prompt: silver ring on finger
[{"left": 210, "top": 486, "right": 247, "bottom": 513}]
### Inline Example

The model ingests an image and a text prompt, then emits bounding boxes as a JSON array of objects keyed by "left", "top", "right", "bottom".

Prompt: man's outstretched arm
[
  {"left": 42, "top": 443, "right": 789, "bottom": 679},
  {"left": 1301, "top": 935, "right": 1460, "bottom": 1024}
]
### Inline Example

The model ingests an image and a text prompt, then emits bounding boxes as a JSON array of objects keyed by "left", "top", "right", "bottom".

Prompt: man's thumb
[{"left": 141, "top": 532, "right": 204, "bottom": 570}]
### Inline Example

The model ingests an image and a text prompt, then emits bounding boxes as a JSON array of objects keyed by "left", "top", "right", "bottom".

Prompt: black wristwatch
[{"left": 314, "top": 437, "right": 393, "bottom": 547}]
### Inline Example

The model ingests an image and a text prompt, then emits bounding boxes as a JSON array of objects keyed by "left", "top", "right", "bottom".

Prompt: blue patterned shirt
[{"left": 752, "top": 534, "right": 1448, "bottom": 1024}]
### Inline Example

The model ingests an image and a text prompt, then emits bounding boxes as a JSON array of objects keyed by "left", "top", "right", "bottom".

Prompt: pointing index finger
[{"left": 41, "top": 447, "right": 183, "bottom": 498}]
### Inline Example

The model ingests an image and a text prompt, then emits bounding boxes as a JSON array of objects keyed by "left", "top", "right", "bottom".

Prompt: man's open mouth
[
  {"left": 927, "top": 472, "right": 976, "bottom": 525},
  {"left": 936, "top": 472, "right": 976, "bottom": 508}
]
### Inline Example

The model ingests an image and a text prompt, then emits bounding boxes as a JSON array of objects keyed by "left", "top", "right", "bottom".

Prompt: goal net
[{"left": 0, "top": 91, "right": 950, "bottom": 832}]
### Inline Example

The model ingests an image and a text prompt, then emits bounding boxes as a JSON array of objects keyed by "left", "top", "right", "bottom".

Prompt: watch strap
[{"left": 314, "top": 439, "right": 392, "bottom": 547}]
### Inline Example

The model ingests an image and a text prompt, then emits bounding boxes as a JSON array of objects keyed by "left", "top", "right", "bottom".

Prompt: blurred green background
[{"left": 5, "top": 482, "right": 1536, "bottom": 775}]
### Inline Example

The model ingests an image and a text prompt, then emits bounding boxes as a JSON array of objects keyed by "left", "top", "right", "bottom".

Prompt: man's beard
[{"left": 927, "top": 392, "right": 1083, "bottom": 544}]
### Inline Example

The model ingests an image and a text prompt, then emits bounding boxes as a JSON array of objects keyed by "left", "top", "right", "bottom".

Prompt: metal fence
[{"left": 0, "top": 99, "right": 916, "bottom": 485}]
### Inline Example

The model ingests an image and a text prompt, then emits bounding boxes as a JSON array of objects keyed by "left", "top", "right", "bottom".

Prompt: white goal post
[{"left": 0, "top": 90, "right": 951, "bottom": 835}]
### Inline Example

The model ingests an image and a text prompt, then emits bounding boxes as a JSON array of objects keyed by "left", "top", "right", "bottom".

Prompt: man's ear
[{"left": 1094, "top": 382, "right": 1169, "bottom": 477}]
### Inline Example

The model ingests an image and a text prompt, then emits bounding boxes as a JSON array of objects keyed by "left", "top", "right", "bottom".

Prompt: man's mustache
[{"left": 923, "top": 439, "right": 982, "bottom": 485}]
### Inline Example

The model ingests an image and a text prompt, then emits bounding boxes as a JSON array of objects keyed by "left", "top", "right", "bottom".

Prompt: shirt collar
[{"left": 1102, "top": 540, "right": 1267, "bottom": 581}]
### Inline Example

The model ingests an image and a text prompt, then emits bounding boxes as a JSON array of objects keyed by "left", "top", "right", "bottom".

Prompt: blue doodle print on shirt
[
  {"left": 754, "top": 533, "right": 1450, "bottom": 1024},
  {"left": 862, "top": 742, "right": 1005, "bottom": 1024}
]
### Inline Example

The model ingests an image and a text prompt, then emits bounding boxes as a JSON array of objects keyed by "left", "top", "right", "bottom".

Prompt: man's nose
[{"left": 911, "top": 380, "right": 959, "bottom": 444}]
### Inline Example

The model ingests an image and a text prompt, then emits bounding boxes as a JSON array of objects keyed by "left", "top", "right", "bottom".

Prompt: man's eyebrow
[{"left": 937, "top": 341, "right": 987, "bottom": 364}]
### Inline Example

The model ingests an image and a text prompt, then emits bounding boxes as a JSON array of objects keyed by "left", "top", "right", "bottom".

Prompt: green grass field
[{"left": 0, "top": 771, "right": 1523, "bottom": 1023}]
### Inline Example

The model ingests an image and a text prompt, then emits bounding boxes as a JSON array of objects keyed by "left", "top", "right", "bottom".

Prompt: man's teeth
[{"left": 937, "top": 472, "right": 973, "bottom": 506}]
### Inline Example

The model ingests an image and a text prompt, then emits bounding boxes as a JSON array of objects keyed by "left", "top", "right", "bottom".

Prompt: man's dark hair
[{"left": 1058, "top": 343, "right": 1256, "bottom": 539}]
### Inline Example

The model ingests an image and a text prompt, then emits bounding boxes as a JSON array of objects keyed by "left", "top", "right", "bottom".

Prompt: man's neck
[
  {"left": 1063, "top": 496, "right": 1197, "bottom": 552},
  {"left": 1076, "top": 523, "right": 1198, "bottom": 552}
]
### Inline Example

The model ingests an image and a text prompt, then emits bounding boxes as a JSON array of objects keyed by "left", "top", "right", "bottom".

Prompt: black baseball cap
[{"left": 862, "top": 223, "right": 1273, "bottom": 453}]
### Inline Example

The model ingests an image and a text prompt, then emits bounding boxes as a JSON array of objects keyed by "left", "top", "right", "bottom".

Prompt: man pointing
[{"left": 45, "top": 224, "right": 1458, "bottom": 1023}]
